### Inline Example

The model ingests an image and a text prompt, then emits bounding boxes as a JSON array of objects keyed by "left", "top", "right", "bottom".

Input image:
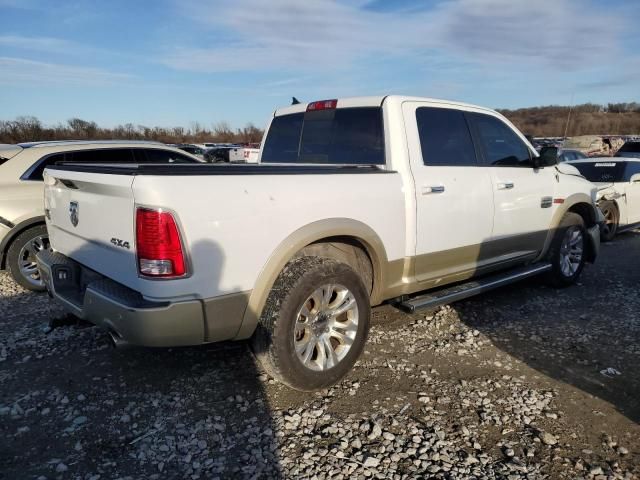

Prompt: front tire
[
  {"left": 546, "top": 212, "right": 587, "bottom": 288},
  {"left": 251, "top": 256, "right": 370, "bottom": 391},
  {"left": 598, "top": 200, "right": 619, "bottom": 242},
  {"left": 7, "top": 224, "right": 50, "bottom": 292}
]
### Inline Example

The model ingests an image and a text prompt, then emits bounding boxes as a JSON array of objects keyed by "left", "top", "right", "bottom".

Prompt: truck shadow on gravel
[
  {"left": 0, "top": 241, "right": 284, "bottom": 479},
  {"left": 452, "top": 230, "right": 640, "bottom": 426}
]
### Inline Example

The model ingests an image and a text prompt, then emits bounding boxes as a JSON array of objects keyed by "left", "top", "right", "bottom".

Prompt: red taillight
[
  {"left": 306, "top": 99, "right": 337, "bottom": 112},
  {"left": 135, "top": 208, "right": 186, "bottom": 277}
]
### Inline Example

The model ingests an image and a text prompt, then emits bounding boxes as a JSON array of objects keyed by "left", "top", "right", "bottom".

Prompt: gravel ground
[{"left": 1, "top": 231, "right": 639, "bottom": 479}]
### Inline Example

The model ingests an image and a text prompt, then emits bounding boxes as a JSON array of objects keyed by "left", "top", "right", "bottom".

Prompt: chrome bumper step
[{"left": 394, "top": 263, "right": 552, "bottom": 313}]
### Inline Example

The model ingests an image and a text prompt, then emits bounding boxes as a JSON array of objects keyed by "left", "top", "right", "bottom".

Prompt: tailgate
[{"left": 43, "top": 168, "right": 139, "bottom": 287}]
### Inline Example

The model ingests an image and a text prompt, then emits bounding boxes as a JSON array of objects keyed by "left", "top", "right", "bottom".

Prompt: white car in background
[
  {"left": 0, "top": 140, "right": 201, "bottom": 290},
  {"left": 228, "top": 146, "right": 260, "bottom": 163},
  {"left": 568, "top": 158, "right": 640, "bottom": 241}
]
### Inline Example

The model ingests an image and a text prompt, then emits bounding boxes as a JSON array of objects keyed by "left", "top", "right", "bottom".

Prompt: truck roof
[{"left": 273, "top": 95, "right": 499, "bottom": 117}]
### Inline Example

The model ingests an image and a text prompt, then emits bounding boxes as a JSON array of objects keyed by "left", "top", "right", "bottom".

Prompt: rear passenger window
[
  {"left": 67, "top": 149, "right": 134, "bottom": 163},
  {"left": 470, "top": 113, "right": 532, "bottom": 167},
  {"left": 24, "top": 153, "right": 66, "bottom": 181},
  {"left": 415, "top": 107, "right": 477, "bottom": 166},
  {"left": 140, "top": 149, "right": 195, "bottom": 163}
]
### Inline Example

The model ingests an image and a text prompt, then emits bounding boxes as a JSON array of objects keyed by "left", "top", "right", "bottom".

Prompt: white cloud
[
  {"left": 0, "top": 35, "right": 79, "bottom": 54},
  {"left": 161, "top": 0, "right": 625, "bottom": 73},
  {"left": 428, "top": 0, "right": 618, "bottom": 66},
  {"left": 0, "top": 57, "right": 134, "bottom": 86}
]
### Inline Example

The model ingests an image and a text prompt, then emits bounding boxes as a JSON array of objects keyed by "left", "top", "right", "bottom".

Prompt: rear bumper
[{"left": 36, "top": 250, "right": 206, "bottom": 347}]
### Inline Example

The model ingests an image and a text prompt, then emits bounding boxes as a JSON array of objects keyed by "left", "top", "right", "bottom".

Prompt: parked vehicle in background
[
  {"left": 38, "top": 96, "right": 601, "bottom": 391},
  {"left": 532, "top": 137, "right": 564, "bottom": 152},
  {"left": 563, "top": 135, "right": 625, "bottom": 157},
  {"left": 615, "top": 141, "right": 640, "bottom": 159},
  {"left": 568, "top": 158, "right": 640, "bottom": 241},
  {"left": 0, "top": 141, "right": 201, "bottom": 291},
  {"left": 203, "top": 145, "right": 241, "bottom": 163},
  {"left": 173, "top": 144, "right": 206, "bottom": 159},
  {"left": 228, "top": 146, "right": 260, "bottom": 163}
]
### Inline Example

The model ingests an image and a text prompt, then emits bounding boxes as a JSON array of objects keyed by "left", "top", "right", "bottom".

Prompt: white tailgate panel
[{"left": 44, "top": 169, "right": 138, "bottom": 283}]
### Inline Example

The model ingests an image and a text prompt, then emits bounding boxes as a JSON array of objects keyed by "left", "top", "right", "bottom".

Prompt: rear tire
[
  {"left": 545, "top": 212, "right": 587, "bottom": 288},
  {"left": 251, "top": 256, "right": 370, "bottom": 391},
  {"left": 7, "top": 224, "right": 50, "bottom": 292},
  {"left": 598, "top": 200, "right": 618, "bottom": 242}
]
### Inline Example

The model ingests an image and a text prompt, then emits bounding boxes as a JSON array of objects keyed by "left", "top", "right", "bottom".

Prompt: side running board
[{"left": 394, "top": 263, "right": 552, "bottom": 313}]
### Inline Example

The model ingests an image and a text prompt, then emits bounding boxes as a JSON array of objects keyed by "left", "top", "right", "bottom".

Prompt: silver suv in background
[{"left": 0, "top": 140, "right": 200, "bottom": 291}]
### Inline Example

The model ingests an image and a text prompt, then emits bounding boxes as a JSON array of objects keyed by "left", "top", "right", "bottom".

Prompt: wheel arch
[
  {"left": 567, "top": 201, "right": 598, "bottom": 227},
  {"left": 536, "top": 193, "right": 598, "bottom": 263},
  {"left": 234, "top": 218, "right": 389, "bottom": 340},
  {"left": 0, "top": 216, "right": 46, "bottom": 269}
]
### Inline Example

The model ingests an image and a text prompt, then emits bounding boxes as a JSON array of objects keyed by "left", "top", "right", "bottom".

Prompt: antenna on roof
[{"left": 291, "top": 97, "right": 301, "bottom": 105}]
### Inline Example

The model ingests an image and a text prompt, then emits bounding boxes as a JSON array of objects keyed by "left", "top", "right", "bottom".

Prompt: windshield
[
  {"left": 570, "top": 161, "right": 627, "bottom": 183},
  {"left": 261, "top": 107, "right": 385, "bottom": 165}
]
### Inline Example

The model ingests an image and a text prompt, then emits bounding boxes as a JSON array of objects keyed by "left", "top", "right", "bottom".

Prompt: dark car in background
[
  {"left": 615, "top": 142, "right": 640, "bottom": 159},
  {"left": 203, "top": 145, "right": 241, "bottom": 163},
  {"left": 173, "top": 144, "right": 206, "bottom": 159}
]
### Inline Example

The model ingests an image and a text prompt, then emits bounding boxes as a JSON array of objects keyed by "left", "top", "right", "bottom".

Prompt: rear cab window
[{"left": 261, "top": 106, "right": 385, "bottom": 165}]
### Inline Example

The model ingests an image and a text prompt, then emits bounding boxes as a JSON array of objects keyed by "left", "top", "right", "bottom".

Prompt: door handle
[
  {"left": 422, "top": 185, "right": 445, "bottom": 195},
  {"left": 497, "top": 182, "right": 514, "bottom": 190}
]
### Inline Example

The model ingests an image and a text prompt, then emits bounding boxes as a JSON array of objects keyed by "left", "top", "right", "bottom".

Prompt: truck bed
[
  {"left": 49, "top": 162, "right": 394, "bottom": 176},
  {"left": 43, "top": 162, "right": 407, "bottom": 305}
]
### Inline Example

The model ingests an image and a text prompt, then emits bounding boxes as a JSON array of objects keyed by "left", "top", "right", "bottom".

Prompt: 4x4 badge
[{"left": 69, "top": 201, "right": 79, "bottom": 227}]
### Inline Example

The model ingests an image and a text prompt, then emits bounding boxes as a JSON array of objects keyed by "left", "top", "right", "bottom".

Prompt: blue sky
[{"left": 1, "top": 0, "right": 639, "bottom": 129}]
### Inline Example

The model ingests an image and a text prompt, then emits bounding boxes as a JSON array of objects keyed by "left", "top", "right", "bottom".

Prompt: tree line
[
  {"left": 1, "top": 102, "right": 639, "bottom": 144},
  {"left": 497, "top": 102, "right": 640, "bottom": 137},
  {"left": 0, "top": 117, "right": 264, "bottom": 145}
]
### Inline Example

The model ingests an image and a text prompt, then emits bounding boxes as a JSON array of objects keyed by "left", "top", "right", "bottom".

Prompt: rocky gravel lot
[{"left": 1, "top": 231, "right": 639, "bottom": 480}]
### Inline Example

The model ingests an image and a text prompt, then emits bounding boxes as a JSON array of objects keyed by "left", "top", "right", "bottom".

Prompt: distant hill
[
  {"left": 1, "top": 102, "right": 639, "bottom": 144},
  {"left": 0, "top": 117, "right": 263, "bottom": 145},
  {"left": 498, "top": 102, "right": 640, "bottom": 137}
]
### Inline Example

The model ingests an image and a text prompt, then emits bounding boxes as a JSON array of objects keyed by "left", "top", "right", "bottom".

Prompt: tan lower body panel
[{"left": 382, "top": 232, "right": 547, "bottom": 300}]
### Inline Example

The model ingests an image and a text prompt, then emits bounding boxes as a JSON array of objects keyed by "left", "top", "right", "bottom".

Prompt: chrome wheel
[
  {"left": 293, "top": 284, "right": 359, "bottom": 371},
  {"left": 559, "top": 226, "right": 583, "bottom": 277},
  {"left": 18, "top": 234, "right": 50, "bottom": 288},
  {"left": 600, "top": 205, "right": 617, "bottom": 238}
]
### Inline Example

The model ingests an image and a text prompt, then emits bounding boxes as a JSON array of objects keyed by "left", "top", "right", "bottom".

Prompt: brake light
[
  {"left": 135, "top": 208, "right": 186, "bottom": 277},
  {"left": 306, "top": 99, "right": 337, "bottom": 112}
]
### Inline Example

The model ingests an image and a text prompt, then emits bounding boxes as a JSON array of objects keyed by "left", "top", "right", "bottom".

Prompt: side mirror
[
  {"left": 631, "top": 173, "right": 640, "bottom": 183},
  {"left": 537, "top": 146, "right": 558, "bottom": 167}
]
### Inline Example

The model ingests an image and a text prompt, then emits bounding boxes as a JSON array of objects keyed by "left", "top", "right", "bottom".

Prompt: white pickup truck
[{"left": 37, "top": 96, "right": 602, "bottom": 391}]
